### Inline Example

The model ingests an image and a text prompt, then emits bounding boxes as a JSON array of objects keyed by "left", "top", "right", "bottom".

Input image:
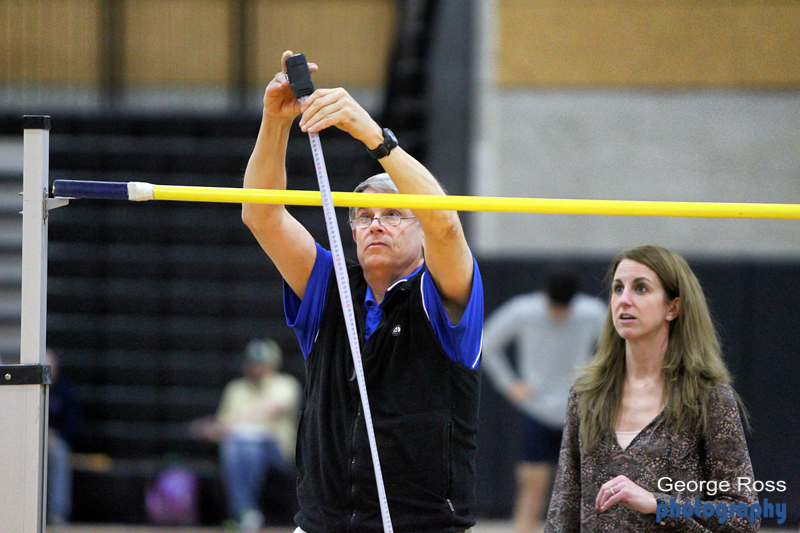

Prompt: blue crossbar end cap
[{"left": 52, "top": 180, "right": 129, "bottom": 200}]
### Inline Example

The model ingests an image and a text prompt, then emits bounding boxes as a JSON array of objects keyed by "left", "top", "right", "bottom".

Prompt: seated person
[{"left": 192, "top": 339, "right": 301, "bottom": 531}]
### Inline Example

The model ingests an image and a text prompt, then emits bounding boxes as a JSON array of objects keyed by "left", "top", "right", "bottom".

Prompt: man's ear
[{"left": 352, "top": 228, "right": 357, "bottom": 242}]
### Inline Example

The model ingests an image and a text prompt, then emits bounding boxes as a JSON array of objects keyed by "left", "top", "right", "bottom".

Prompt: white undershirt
[{"left": 615, "top": 429, "right": 641, "bottom": 450}]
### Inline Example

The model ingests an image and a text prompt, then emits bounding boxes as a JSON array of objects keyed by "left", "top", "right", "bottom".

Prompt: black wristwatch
[{"left": 367, "top": 128, "right": 399, "bottom": 159}]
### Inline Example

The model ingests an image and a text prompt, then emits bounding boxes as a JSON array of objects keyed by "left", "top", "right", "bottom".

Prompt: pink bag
[{"left": 145, "top": 465, "right": 199, "bottom": 525}]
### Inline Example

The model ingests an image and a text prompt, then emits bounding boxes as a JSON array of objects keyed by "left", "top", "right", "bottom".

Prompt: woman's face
[{"left": 611, "top": 259, "right": 679, "bottom": 344}]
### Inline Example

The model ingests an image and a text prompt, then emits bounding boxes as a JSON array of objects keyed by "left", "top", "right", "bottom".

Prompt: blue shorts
[{"left": 520, "top": 416, "right": 563, "bottom": 464}]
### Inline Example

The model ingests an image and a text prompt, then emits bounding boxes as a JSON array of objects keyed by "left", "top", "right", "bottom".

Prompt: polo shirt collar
[{"left": 365, "top": 264, "right": 425, "bottom": 308}]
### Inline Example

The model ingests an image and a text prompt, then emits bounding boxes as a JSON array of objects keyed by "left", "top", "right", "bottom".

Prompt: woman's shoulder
[
  {"left": 566, "top": 385, "right": 584, "bottom": 407},
  {"left": 704, "top": 382, "right": 745, "bottom": 425},
  {"left": 707, "top": 382, "right": 737, "bottom": 405}
]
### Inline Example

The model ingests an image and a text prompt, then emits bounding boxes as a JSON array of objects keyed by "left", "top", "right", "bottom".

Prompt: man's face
[
  {"left": 351, "top": 189, "right": 424, "bottom": 275},
  {"left": 244, "top": 361, "right": 274, "bottom": 381}
]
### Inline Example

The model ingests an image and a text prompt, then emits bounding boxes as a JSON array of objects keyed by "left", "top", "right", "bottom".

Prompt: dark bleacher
[
  {"left": 0, "top": 1, "right": 444, "bottom": 523},
  {"left": 1, "top": 112, "right": 382, "bottom": 525},
  {"left": 380, "top": 0, "right": 438, "bottom": 161},
  {"left": 0, "top": 165, "right": 22, "bottom": 359}
]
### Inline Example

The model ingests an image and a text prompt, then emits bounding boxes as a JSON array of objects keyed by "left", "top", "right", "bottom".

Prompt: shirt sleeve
[
  {"left": 481, "top": 297, "right": 527, "bottom": 391},
  {"left": 420, "top": 255, "right": 484, "bottom": 369},
  {"left": 283, "top": 242, "right": 332, "bottom": 359}
]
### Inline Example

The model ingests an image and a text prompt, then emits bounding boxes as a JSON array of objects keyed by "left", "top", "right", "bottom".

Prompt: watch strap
[{"left": 367, "top": 128, "right": 398, "bottom": 160}]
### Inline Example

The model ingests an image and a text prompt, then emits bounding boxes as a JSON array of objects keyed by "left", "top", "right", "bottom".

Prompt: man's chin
[{"left": 360, "top": 252, "right": 391, "bottom": 269}]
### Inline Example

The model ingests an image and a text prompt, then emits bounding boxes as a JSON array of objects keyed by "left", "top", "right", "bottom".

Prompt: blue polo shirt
[{"left": 284, "top": 242, "right": 483, "bottom": 369}]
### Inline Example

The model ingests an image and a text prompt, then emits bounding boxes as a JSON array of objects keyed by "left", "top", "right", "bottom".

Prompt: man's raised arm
[
  {"left": 242, "top": 51, "right": 318, "bottom": 299},
  {"left": 374, "top": 147, "right": 474, "bottom": 323},
  {"left": 297, "top": 90, "right": 474, "bottom": 323}
]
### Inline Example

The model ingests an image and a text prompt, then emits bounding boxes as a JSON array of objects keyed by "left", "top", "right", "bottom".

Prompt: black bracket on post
[{"left": 0, "top": 365, "right": 52, "bottom": 385}]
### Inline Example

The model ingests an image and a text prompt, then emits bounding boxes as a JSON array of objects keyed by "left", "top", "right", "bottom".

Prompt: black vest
[{"left": 294, "top": 263, "right": 481, "bottom": 533}]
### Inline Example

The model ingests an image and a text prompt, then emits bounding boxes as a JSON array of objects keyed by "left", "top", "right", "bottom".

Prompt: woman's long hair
[{"left": 574, "top": 245, "right": 739, "bottom": 453}]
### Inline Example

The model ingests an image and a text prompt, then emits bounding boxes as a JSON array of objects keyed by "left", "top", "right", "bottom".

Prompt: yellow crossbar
[{"left": 150, "top": 185, "right": 800, "bottom": 219}]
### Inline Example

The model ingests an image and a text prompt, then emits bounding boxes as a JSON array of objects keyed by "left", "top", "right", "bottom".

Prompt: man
[
  {"left": 192, "top": 339, "right": 301, "bottom": 531},
  {"left": 482, "top": 271, "right": 605, "bottom": 533},
  {"left": 242, "top": 51, "right": 483, "bottom": 533}
]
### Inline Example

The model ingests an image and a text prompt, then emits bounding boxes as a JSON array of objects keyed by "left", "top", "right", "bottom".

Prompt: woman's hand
[{"left": 595, "top": 475, "right": 658, "bottom": 514}]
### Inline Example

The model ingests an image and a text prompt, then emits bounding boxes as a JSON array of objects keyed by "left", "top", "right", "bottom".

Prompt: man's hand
[
  {"left": 263, "top": 50, "right": 319, "bottom": 121},
  {"left": 188, "top": 416, "right": 226, "bottom": 443},
  {"left": 298, "top": 87, "right": 383, "bottom": 149}
]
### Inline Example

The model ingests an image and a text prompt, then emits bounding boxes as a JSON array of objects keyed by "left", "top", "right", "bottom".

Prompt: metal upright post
[
  {"left": 20, "top": 117, "right": 50, "bottom": 366},
  {"left": 0, "top": 115, "right": 54, "bottom": 532}
]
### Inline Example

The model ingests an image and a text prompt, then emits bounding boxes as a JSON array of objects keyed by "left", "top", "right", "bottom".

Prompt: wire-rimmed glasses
[{"left": 349, "top": 213, "right": 416, "bottom": 229}]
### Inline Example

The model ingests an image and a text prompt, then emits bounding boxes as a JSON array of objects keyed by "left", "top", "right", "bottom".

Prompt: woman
[{"left": 545, "top": 245, "right": 759, "bottom": 532}]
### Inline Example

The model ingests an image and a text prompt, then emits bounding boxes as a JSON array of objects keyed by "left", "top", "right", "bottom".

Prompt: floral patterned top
[{"left": 545, "top": 384, "right": 759, "bottom": 532}]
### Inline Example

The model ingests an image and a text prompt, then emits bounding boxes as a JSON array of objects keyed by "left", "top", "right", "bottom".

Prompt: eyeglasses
[{"left": 349, "top": 213, "right": 416, "bottom": 229}]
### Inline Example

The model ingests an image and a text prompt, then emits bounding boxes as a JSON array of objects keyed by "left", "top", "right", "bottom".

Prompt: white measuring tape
[{"left": 301, "top": 98, "right": 394, "bottom": 533}]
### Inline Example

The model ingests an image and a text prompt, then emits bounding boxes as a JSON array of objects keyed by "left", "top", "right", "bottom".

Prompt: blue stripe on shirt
[
  {"left": 420, "top": 256, "right": 484, "bottom": 369},
  {"left": 283, "top": 242, "right": 332, "bottom": 358}
]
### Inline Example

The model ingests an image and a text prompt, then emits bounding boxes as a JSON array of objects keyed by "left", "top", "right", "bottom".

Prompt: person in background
[
  {"left": 482, "top": 270, "right": 605, "bottom": 533},
  {"left": 47, "top": 348, "right": 83, "bottom": 525},
  {"left": 192, "top": 338, "right": 301, "bottom": 532},
  {"left": 545, "top": 245, "right": 758, "bottom": 532}
]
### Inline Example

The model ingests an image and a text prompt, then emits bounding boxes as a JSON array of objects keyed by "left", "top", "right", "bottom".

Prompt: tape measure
[{"left": 288, "top": 53, "right": 394, "bottom": 533}]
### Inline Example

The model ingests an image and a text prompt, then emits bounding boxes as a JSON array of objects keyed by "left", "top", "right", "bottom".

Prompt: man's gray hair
[{"left": 349, "top": 173, "right": 399, "bottom": 220}]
